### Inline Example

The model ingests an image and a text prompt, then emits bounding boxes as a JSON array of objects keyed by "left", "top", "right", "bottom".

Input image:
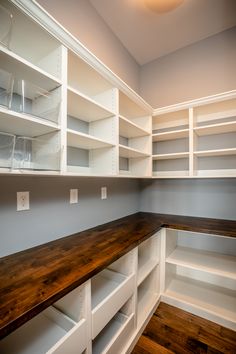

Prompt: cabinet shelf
[
  {"left": 0, "top": 307, "right": 87, "bottom": 354},
  {"left": 166, "top": 246, "right": 236, "bottom": 280},
  {"left": 153, "top": 129, "right": 189, "bottom": 142},
  {"left": 194, "top": 148, "right": 236, "bottom": 157},
  {"left": 194, "top": 121, "right": 236, "bottom": 136},
  {"left": 0, "top": 107, "right": 60, "bottom": 137},
  {"left": 93, "top": 312, "right": 134, "bottom": 354},
  {"left": 91, "top": 269, "right": 134, "bottom": 338},
  {"left": 138, "top": 259, "right": 159, "bottom": 286},
  {"left": 67, "top": 87, "right": 115, "bottom": 122},
  {"left": 119, "top": 115, "right": 150, "bottom": 138},
  {"left": 67, "top": 129, "right": 114, "bottom": 150},
  {"left": 119, "top": 145, "right": 149, "bottom": 159},
  {"left": 0, "top": 46, "right": 61, "bottom": 91},
  {"left": 152, "top": 152, "right": 189, "bottom": 160},
  {"left": 163, "top": 275, "right": 236, "bottom": 329}
]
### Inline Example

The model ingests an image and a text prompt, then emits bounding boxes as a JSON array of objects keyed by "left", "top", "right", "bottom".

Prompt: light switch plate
[
  {"left": 70, "top": 189, "right": 78, "bottom": 204},
  {"left": 17, "top": 191, "right": 30, "bottom": 211},
  {"left": 101, "top": 187, "right": 107, "bottom": 200}
]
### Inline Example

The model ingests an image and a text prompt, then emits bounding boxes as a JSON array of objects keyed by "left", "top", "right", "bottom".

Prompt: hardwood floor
[{"left": 132, "top": 303, "right": 236, "bottom": 354}]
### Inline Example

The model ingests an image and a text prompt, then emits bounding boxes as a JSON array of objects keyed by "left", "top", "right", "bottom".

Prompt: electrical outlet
[
  {"left": 17, "top": 191, "right": 30, "bottom": 211},
  {"left": 101, "top": 187, "right": 107, "bottom": 200},
  {"left": 70, "top": 189, "right": 78, "bottom": 204}
]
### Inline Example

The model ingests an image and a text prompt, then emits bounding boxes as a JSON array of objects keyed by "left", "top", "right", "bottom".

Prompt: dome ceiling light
[{"left": 144, "top": 0, "right": 184, "bottom": 13}]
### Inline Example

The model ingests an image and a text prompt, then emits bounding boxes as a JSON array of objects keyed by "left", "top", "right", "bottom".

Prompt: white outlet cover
[
  {"left": 70, "top": 189, "right": 78, "bottom": 204},
  {"left": 101, "top": 187, "right": 107, "bottom": 200},
  {"left": 17, "top": 191, "right": 30, "bottom": 211}
]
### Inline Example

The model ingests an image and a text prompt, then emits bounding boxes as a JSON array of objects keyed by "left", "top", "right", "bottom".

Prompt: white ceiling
[{"left": 89, "top": 0, "right": 236, "bottom": 65}]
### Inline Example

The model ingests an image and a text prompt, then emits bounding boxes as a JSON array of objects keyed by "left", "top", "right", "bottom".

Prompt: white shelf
[
  {"left": 194, "top": 148, "right": 236, "bottom": 157},
  {"left": 137, "top": 289, "right": 159, "bottom": 328},
  {"left": 163, "top": 275, "right": 236, "bottom": 329},
  {"left": 194, "top": 121, "right": 236, "bottom": 136},
  {"left": 67, "top": 129, "right": 114, "bottom": 150},
  {"left": 67, "top": 87, "right": 115, "bottom": 122},
  {"left": 138, "top": 259, "right": 159, "bottom": 286},
  {"left": 91, "top": 269, "right": 134, "bottom": 339},
  {"left": 0, "top": 307, "right": 87, "bottom": 354},
  {"left": 93, "top": 313, "right": 133, "bottom": 354},
  {"left": 119, "top": 115, "right": 150, "bottom": 138},
  {"left": 152, "top": 152, "right": 189, "bottom": 160},
  {"left": 119, "top": 145, "right": 149, "bottom": 159},
  {"left": 166, "top": 246, "right": 236, "bottom": 280},
  {"left": 0, "top": 46, "right": 61, "bottom": 91},
  {"left": 0, "top": 106, "right": 59, "bottom": 137},
  {"left": 152, "top": 170, "right": 189, "bottom": 177},
  {"left": 152, "top": 129, "right": 189, "bottom": 142}
]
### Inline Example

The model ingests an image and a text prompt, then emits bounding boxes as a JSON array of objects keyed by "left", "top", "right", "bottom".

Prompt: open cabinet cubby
[
  {"left": 0, "top": 283, "right": 89, "bottom": 354},
  {"left": 137, "top": 233, "right": 160, "bottom": 286},
  {"left": 163, "top": 229, "right": 236, "bottom": 330},
  {"left": 0, "top": 0, "right": 63, "bottom": 80}
]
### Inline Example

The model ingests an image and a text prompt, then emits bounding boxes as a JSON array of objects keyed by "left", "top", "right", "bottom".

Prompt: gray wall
[
  {"left": 37, "top": 0, "right": 140, "bottom": 92},
  {"left": 0, "top": 176, "right": 140, "bottom": 257},
  {"left": 140, "top": 178, "right": 236, "bottom": 220},
  {"left": 140, "top": 27, "right": 236, "bottom": 107}
]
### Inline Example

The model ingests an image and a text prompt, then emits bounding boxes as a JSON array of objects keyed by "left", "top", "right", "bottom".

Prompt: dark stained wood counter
[{"left": 0, "top": 212, "right": 236, "bottom": 339}]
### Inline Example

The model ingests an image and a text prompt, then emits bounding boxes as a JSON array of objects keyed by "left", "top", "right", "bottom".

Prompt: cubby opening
[
  {"left": 68, "top": 51, "right": 116, "bottom": 113},
  {"left": 152, "top": 109, "right": 189, "bottom": 134},
  {"left": 12, "top": 131, "right": 60, "bottom": 171},
  {"left": 92, "top": 296, "right": 135, "bottom": 354},
  {"left": 0, "top": 306, "right": 87, "bottom": 354},
  {"left": 119, "top": 155, "right": 151, "bottom": 177},
  {"left": 0, "top": 0, "right": 63, "bottom": 79},
  {"left": 164, "top": 229, "right": 236, "bottom": 329},
  {"left": 67, "top": 145, "right": 116, "bottom": 175},
  {"left": 138, "top": 234, "right": 160, "bottom": 286},
  {"left": 152, "top": 157, "right": 189, "bottom": 177},
  {"left": 137, "top": 266, "right": 160, "bottom": 327}
]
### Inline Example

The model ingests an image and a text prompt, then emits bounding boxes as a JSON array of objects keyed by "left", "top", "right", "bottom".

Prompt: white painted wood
[
  {"left": 152, "top": 170, "right": 189, "bottom": 177},
  {"left": 137, "top": 266, "right": 160, "bottom": 328},
  {"left": 194, "top": 148, "right": 236, "bottom": 157},
  {"left": 0, "top": 306, "right": 87, "bottom": 354},
  {"left": 108, "top": 250, "right": 136, "bottom": 276},
  {"left": 152, "top": 109, "right": 189, "bottom": 131},
  {"left": 162, "top": 274, "right": 236, "bottom": 330},
  {"left": 194, "top": 121, "right": 236, "bottom": 136},
  {"left": 91, "top": 269, "right": 135, "bottom": 339},
  {"left": 152, "top": 152, "right": 189, "bottom": 160},
  {"left": 166, "top": 246, "right": 236, "bottom": 280},
  {"left": 119, "top": 145, "right": 149, "bottom": 158},
  {"left": 152, "top": 129, "right": 189, "bottom": 142},
  {"left": 67, "top": 130, "right": 114, "bottom": 150},
  {"left": 67, "top": 87, "right": 115, "bottom": 122},
  {"left": 0, "top": 46, "right": 61, "bottom": 90},
  {"left": 0, "top": 106, "right": 59, "bottom": 136},
  {"left": 119, "top": 115, "right": 150, "bottom": 138},
  {"left": 93, "top": 313, "right": 134, "bottom": 354}
]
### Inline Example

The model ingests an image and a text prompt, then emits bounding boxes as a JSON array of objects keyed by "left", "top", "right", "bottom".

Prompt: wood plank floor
[{"left": 132, "top": 302, "right": 236, "bottom": 354}]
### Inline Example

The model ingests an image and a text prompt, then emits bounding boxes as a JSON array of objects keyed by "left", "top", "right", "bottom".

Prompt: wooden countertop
[{"left": 0, "top": 212, "right": 236, "bottom": 339}]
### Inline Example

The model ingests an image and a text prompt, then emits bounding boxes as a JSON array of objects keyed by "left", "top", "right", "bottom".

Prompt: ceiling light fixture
[{"left": 144, "top": 0, "right": 184, "bottom": 13}]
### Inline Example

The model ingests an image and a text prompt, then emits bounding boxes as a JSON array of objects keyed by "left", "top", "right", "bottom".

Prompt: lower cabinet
[
  {"left": 1, "top": 228, "right": 234, "bottom": 353},
  {"left": 162, "top": 229, "right": 236, "bottom": 331},
  {"left": 0, "top": 231, "right": 162, "bottom": 354}
]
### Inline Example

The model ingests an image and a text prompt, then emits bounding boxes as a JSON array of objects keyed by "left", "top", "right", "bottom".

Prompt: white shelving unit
[
  {"left": 152, "top": 109, "right": 190, "bottom": 177},
  {"left": 119, "top": 91, "right": 152, "bottom": 177},
  {"left": 153, "top": 93, "right": 236, "bottom": 178},
  {"left": 162, "top": 229, "right": 236, "bottom": 330}
]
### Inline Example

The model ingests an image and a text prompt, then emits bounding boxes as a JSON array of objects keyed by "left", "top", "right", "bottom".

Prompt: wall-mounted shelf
[
  {"left": 67, "top": 129, "right": 114, "bottom": 150},
  {"left": 119, "top": 145, "right": 149, "bottom": 159},
  {"left": 153, "top": 128, "right": 189, "bottom": 142},
  {"left": 119, "top": 115, "right": 150, "bottom": 138},
  {"left": 152, "top": 152, "right": 189, "bottom": 160}
]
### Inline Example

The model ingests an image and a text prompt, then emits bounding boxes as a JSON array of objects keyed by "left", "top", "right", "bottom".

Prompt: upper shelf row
[{"left": 0, "top": 0, "right": 235, "bottom": 178}]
